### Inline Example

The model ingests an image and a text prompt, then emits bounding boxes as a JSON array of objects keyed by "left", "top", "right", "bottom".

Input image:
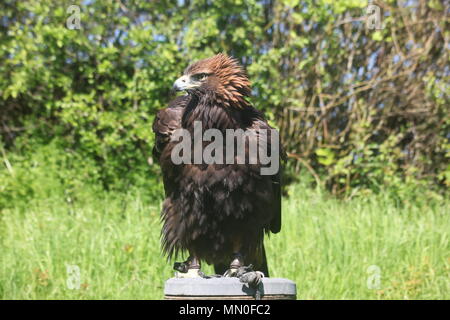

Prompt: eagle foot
[
  {"left": 223, "top": 267, "right": 239, "bottom": 277},
  {"left": 174, "top": 268, "right": 202, "bottom": 278},
  {"left": 224, "top": 264, "right": 265, "bottom": 287},
  {"left": 223, "top": 252, "right": 244, "bottom": 277},
  {"left": 173, "top": 256, "right": 202, "bottom": 278},
  {"left": 173, "top": 261, "right": 189, "bottom": 273}
]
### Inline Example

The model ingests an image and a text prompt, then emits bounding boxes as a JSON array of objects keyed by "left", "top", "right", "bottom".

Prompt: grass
[{"left": 0, "top": 183, "right": 449, "bottom": 299}]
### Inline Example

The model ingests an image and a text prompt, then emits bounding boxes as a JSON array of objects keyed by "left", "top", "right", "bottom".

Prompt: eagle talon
[
  {"left": 174, "top": 268, "right": 202, "bottom": 278},
  {"left": 239, "top": 270, "right": 265, "bottom": 286},
  {"left": 233, "top": 265, "right": 265, "bottom": 286},
  {"left": 173, "top": 256, "right": 202, "bottom": 278},
  {"left": 173, "top": 261, "right": 189, "bottom": 273},
  {"left": 223, "top": 268, "right": 239, "bottom": 277}
]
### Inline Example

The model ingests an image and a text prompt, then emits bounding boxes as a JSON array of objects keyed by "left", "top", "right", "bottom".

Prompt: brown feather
[{"left": 152, "top": 54, "right": 282, "bottom": 273}]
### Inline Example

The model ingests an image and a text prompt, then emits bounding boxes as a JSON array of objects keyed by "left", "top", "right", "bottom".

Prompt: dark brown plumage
[{"left": 152, "top": 53, "right": 282, "bottom": 277}]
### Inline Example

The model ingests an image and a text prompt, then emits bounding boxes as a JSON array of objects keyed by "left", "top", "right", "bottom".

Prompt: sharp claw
[
  {"left": 173, "top": 261, "right": 189, "bottom": 273},
  {"left": 253, "top": 271, "right": 265, "bottom": 286},
  {"left": 173, "top": 258, "right": 203, "bottom": 278},
  {"left": 223, "top": 268, "right": 238, "bottom": 277},
  {"left": 239, "top": 270, "right": 264, "bottom": 285},
  {"left": 228, "top": 265, "right": 265, "bottom": 287}
]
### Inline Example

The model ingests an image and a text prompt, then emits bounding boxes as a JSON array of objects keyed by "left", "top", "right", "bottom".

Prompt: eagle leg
[
  {"left": 174, "top": 255, "right": 202, "bottom": 278},
  {"left": 223, "top": 252, "right": 244, "bottom": 277}
]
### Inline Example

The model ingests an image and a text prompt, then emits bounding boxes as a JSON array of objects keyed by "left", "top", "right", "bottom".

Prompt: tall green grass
[{"left": 0, "top": 183, "right": 448, "bottom": 299}]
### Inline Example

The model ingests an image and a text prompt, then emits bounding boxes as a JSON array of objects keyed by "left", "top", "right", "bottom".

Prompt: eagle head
[{"left": 173, "top": 53, "right": 251, "bottom": 108}]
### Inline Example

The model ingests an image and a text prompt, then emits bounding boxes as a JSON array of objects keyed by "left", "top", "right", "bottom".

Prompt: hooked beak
[{"left": 173, "top": 75, "right": 197, "bottom": 91}]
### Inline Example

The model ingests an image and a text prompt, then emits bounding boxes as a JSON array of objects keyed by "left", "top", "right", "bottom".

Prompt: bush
[
  {"left": 0, "top": 137, "right": 163, "bottom": 210},
  {"left": 0, "top": 0, "right": 448, "bottom": 199}
]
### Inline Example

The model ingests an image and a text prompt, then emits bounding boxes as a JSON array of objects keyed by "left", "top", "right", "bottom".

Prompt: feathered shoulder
[{"left": 152, "top": 95, "right": 189, "bottom": 161}]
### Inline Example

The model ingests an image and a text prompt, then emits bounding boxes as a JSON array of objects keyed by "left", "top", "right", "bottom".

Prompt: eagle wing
[
  {"left": 248, "top": 115, "right": 282, "bottom": 234},
  {"left": 152, "top": 95, "right": 189, "bottom": 162},
  {"left": 269, "top": 160, "right": 282, "bottom": 233},
  {"left": 152, "top": 97, "right": 283, "bottom": 264}
]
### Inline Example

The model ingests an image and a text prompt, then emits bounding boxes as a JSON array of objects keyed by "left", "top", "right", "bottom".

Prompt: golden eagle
[{"left": 152, "top": 54, "right": 282, "bottom": 278}]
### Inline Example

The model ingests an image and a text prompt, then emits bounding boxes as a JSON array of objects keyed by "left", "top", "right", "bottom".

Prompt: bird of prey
[{"left": 152, "top": 53, "right": 282, "bottom": 278}]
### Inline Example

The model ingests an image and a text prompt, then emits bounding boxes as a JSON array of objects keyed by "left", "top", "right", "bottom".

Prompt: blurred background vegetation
[
  {"left": 0, "top": 0, "right": 449, "bottom": 299},
  {"left": 0, "top": 0, "right": 448, "bottom": 204}
]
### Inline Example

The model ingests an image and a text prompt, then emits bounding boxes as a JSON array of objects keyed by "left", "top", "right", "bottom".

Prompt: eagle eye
[{"left": 191, "top": 73, "right": 208, "bottom": 81}]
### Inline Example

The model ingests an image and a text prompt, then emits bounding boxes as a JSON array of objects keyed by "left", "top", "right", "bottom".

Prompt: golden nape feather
[{"left": 183, "top": 53, "right": 252, "bottom": 108}]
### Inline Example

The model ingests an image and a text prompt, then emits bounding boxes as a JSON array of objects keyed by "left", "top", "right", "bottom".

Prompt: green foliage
[
  {"left": 0, "top": 136, "right": 163, "bottom": 211},
  {"left": 1, "top": 181, "right": 448, "bottom": 299},
  {"left": 0, "top": 0, "right": 448, "bottom": 300},
  {"left": 245, "top": 0, "right": 449, "bottom": 197},
  {"left": 1, "top": 0, "right": 182, "bottom": 190},
  {"left": 0, "top": 0, "right": 448, "bottom": 199},
  {"left": 0, "top": 138, "right": 98, "bottom": 210}
]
